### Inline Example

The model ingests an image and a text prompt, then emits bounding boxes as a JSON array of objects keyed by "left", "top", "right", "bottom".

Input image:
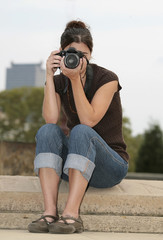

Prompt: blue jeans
[{"left": 34, "top": 124, "right": 128, "bottom": 188}]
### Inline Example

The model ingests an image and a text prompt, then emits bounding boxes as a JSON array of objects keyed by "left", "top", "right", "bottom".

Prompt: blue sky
[{"left": 0, "top": 0, "right": 163, "bottom": 135}]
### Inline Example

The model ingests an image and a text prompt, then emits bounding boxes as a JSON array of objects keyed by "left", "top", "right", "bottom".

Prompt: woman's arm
[
  {"left": 42, "top": 51, "right": 62, "bottom": 124},
  {"left": 71, "top": 78, "right": 118, "bottom": 127},
  {"left": 61, "top": 58, "right": 118, "bottom": 127},
  {"left": 42, "top": 75, "right": 61, "bottom": 124}
]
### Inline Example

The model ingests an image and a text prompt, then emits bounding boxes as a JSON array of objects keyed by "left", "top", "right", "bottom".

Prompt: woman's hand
[
  {"left": 60, "top": 57, "right": 87, "bottom": 82},
  {"left": 46, "top": 50, "right": 62, "bottom": 77}
]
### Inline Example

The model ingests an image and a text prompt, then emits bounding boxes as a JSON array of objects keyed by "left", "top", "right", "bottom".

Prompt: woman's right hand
[{"left": 46, "top": 50, "right": 62, "bottom": 77}]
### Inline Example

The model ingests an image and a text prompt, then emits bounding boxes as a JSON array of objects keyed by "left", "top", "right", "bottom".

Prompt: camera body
[{"left": 56, "top": 47, "right": 84, "bottom": 69}]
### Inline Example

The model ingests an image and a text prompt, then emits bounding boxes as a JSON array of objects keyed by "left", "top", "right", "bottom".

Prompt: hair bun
[{"left": 65, "top": 20, "right": 87, "bottom": 30}]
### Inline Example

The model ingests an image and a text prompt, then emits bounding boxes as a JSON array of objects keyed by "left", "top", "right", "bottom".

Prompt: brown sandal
[
  {"left": 49, "top": 215, "right": 84, "bottom": 234},
  {"left": 28, "top": 215, "right": 59, "bottom": 233}
]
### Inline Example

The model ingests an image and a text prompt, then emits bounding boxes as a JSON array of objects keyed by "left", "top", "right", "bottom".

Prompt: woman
[{"left": 28, "top": 20, "right": 129, "bottom": 234}]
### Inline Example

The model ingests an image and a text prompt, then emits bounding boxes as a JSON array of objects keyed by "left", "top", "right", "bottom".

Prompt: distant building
[{"left": 6, "top": 62, "right": 45, "bottom": 90}]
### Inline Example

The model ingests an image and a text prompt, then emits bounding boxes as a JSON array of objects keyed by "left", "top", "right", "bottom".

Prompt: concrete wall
[{"left": 0, "top": 141, "right": 35, "bottom": 175}]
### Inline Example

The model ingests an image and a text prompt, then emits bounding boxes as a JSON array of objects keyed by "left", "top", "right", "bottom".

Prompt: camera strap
[{"left": 84, "top": 64, "right": 93, "bottom": 100}]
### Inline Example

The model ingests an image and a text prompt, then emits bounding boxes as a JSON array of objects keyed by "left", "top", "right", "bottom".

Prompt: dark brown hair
[{"left": 60, "top": 20, "right": 93, "bottom": 53}]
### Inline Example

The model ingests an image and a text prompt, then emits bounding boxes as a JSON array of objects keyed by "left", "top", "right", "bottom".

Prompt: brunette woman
[{"left": 28, "top": 20, "right": 129, "bottom": 234}]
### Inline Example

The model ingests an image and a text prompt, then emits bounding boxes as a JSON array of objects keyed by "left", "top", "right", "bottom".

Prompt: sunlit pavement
[{"left": 0, "top": 230, "right": 162, "bottom": 240}]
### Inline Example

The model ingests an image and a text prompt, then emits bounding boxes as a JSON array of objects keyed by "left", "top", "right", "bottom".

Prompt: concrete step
[
  {"left": 0, "top": 176, "right": 163, "bottom": 233},
  {"left": 0, "top": 213, "right": 162, "bottom": 233}
]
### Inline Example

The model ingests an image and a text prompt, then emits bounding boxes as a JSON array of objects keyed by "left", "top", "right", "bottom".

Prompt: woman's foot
[
  {"left": 28, "top": 215, "right": 59, "bottom": 233},
  {"left": 48, "top": 215, "right": 84, "bottom": 234}
]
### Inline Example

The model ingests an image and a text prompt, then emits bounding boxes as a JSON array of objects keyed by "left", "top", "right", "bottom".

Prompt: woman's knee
[
  {"left": 35, "top": 123, "right": 66, "bottom": 156},
  {"left": 70, "top": 124, "right": 93, "bottom": 141},
  {"left": 36, "top": 123, "right": 61, "bottom": 142}
]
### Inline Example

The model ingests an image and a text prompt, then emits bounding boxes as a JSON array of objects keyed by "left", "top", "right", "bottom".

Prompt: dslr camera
[{"left": 56, "top": 47, "right": 85, "bottom": 69}]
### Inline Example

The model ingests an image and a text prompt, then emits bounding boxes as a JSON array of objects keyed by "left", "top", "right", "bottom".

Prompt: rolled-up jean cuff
[
  {"left": 63, "top": 153, "right": 95, "bottom": 182},
  {"left": 34, "top": 153, "right": 63, "bottom": 177}
]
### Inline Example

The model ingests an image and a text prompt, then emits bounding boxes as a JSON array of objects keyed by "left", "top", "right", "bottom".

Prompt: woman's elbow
[
  {"left": 42, "top": 113, "right": 58, "bottom": 124},
  {"left": 80, "top": 119, "right": 96, "bottom": 128}
]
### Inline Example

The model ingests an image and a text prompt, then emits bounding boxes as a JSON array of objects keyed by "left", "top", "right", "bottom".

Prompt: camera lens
[{"left": 64, "top": 53, "right": 80, "bottom": 69}]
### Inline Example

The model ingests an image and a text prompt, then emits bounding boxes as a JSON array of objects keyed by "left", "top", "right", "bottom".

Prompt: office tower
[{"left": 6, "top": 62, "right": 45, "bottom": 90}]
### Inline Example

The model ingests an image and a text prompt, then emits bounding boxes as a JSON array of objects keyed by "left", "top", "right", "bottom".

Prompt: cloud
[
  {"left": 157, "top": 57, "right": 163, "bottom": 64},
  {"left": 1, "top": 0, "right": 163, "bottom": 15}
]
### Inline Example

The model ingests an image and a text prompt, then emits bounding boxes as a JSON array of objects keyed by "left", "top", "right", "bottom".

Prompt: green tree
[
  {"left": 136, "top": 123, "right": 163, "bottom": 173},
  {"left": 122, "top": 116, "right": 143, "bottom": 172},
  {"left": 0, "top": 87, "right": 45, "bottom": 142}
]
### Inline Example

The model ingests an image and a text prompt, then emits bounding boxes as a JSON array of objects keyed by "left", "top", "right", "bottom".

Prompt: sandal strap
[
  {"left": 32, "top": 215, "right": 59, "bottom": 225},
  {"left": 60, "top": 215, "right": 82, "bottom": 225}
]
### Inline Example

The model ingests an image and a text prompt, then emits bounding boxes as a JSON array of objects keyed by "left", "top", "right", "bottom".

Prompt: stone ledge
[
  {"left": 0, "top": 192, "right": 162, "bottom": 216},
  {"left": 0, "top": 176, "right": 163, "bottom": 216},
  {"left": 0, "top": 213, "right": 162, "bottom": 233},
  {"left": 0, "top": 175, "right": 163, "bottom": 195},
  {"left": 126, "top": 172, "right": 163, "bottom": 181},
  {"left": 0, "top": 176, "right": 163, "bottom": 233}
]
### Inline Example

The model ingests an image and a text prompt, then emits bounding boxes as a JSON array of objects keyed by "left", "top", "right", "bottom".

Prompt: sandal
[
  {"left": 28, "top": 215, "right": 59, "bottom": 233},
  {"left": 49, "top": 215, "right": 84, "bottom": 234}
]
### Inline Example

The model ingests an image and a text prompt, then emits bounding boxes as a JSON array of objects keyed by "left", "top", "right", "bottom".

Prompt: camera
[{"left": 56, "top": 47, "right": 85, "bottom": 69}]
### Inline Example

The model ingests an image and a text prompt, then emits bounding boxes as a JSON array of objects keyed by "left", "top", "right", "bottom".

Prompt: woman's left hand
[{"left": 60, "top": 57, "right": 87, "bottom": 82}]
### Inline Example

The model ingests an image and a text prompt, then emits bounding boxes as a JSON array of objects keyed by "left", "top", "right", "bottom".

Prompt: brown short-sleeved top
[{"left": 53, "top": 63, "right": 129, "bottom": 162}]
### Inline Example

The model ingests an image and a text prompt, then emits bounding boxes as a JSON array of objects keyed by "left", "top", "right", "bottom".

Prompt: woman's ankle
[
  {"left": 62, "top": 210, "right": 79, "bottom": 219},
  {"left": 43, "top": 208, "right": 58, "bottom": 217}
]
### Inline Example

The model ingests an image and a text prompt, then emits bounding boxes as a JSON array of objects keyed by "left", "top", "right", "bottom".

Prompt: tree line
[{"left": 0, "top": 87, "right": 163, "bottom": 173}]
